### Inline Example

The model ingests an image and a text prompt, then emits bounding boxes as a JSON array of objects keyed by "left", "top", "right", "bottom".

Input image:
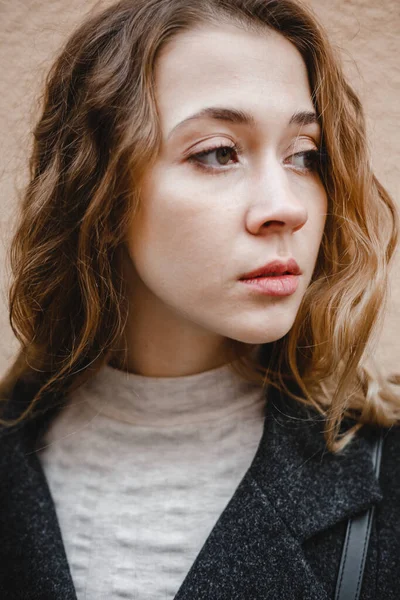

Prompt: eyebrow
[{"left": 167, "top": 106, "right": 319, "bottom": 140}]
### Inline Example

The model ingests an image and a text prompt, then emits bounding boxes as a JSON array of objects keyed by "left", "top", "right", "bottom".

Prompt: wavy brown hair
[{"left": 1, "top": 0, "right": 399, "bottom": 453}]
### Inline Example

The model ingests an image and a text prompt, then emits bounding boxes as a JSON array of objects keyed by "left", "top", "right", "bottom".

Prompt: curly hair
[{"left": 1, "top": 0, "right": 399, "bottom": 454}]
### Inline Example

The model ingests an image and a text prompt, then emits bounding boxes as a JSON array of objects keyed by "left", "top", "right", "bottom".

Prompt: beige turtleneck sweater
[{"left": 37, "top": 360, "right": 267, "bottom": 600}]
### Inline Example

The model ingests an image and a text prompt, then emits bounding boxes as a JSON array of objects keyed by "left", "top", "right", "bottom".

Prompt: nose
[{"left": 245, "top": 164, "right": 308, "bottom": 236}]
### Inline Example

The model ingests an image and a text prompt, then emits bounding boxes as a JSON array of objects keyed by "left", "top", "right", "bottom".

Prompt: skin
[{"left": 113, "top": 22, "right": 328, "bottom": 377}]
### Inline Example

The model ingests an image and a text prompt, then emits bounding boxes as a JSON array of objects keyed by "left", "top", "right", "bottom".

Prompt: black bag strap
[{"left": 334, "top": 429, "right": 385, "bottom": 600}]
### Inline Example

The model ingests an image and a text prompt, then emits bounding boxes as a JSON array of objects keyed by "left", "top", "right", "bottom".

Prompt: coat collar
[
  {"left": 0, "top": 376, "right": 383, "bottom": 599},
  {"left": 250, "top": 385, "right": 384, "bottom": 542},
  {"left": 0, "top": 379, "right": 78, "bottom": 600},
  {"left": 173, "top": 384, "right": 383, "bottom": 599}
]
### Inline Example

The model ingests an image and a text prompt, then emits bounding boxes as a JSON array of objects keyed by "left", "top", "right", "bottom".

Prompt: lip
[
  {"left": 239, "top": 257, "right": 302, "bottom": 280},
  {"left": 240, "top": 275, "right": 299, "bottom": 296}
]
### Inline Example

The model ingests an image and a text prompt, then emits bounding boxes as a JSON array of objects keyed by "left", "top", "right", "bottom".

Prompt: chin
[{"left": 230, "top": 323, "right": 295, "bottom": 345}]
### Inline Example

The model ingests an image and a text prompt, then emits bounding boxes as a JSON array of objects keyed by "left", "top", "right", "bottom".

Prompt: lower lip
[{"left": 239, "top": 275, "right": 300, "bottom": 296}]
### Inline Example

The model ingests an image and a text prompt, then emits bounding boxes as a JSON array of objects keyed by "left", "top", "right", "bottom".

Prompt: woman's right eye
[{"left": 187, "top": 143, "right": 241, "bottom": 174}]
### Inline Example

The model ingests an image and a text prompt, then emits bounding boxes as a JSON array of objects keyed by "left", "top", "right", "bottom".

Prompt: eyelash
[{"left": 187, "top": 141, "right": 325, "bottom": 175}]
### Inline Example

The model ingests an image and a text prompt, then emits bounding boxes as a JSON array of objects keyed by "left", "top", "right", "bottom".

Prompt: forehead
[{"left": 154, "top": 23, "right": 314, "bottom": 134}]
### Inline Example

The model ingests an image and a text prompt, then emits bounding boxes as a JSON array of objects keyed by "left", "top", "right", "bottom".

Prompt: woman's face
[{"left": 121, "top": 22, "right": 328, "bottom": 376}]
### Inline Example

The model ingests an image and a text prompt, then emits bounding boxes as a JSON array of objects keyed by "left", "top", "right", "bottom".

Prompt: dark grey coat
[{"left": 0, "top": 375, "right": 399, "bottom": 600}]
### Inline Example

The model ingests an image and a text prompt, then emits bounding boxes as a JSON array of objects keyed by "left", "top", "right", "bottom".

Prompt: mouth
[
  {"left": 239, "top": 258, "right": 302, "bottom": 280},
  {"left": 239, "top": 273, "right": 300, "bottom": 296},
  {"left": 251, "top": 272, "right": 290, "bottom": 277}
]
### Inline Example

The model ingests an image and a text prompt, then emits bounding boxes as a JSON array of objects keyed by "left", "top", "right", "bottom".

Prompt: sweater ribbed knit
[{"left": 38, "top": 360, "right": 266, "bottom": 600}]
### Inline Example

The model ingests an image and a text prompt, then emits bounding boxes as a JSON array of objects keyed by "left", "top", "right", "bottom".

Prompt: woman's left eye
[{"left": 286, "top": 150, "right": 321, "bottom": 172}]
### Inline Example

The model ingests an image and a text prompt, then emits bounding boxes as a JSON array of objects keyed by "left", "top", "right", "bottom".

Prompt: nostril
[{"left": 264, "top": 220, "right": 285, "bottom": 227}]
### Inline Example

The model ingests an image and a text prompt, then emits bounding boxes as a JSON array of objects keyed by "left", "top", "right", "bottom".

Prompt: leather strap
[{"left": 334, "top": 429, "right": 384, "bottom": 600}]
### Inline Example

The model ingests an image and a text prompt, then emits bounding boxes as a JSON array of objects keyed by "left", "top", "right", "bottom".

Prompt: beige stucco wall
[{"left": 0, "top": 0, "right": 398, "bottom": 377}]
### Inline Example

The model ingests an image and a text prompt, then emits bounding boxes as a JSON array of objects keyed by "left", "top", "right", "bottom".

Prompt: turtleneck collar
[{"left": 71, "top": 357, "right": 266, "bottom": 428}]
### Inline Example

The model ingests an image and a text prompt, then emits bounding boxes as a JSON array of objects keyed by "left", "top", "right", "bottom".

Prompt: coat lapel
[
  {"left": 173, "top": 384, "right": 384, "bottom": 599},
  {"left": 0, "top": 378, "right": 383, "bottom": 600},
  {"left": 0, "top": 379, "right": 77, "bottom": 600}
]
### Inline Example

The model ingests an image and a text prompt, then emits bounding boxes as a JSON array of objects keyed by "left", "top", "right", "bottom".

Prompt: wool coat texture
[{"left": 0, "top": 374, "right": 399, "bottom": 600}]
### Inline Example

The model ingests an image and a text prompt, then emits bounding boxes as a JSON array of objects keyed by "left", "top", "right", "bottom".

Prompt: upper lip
[{"left": 239, "top": 258, "right": 302, "bottom": 279}]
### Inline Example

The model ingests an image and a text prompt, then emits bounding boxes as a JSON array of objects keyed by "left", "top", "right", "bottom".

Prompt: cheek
[
  {"left": 307, "top": 183, "right": 328, "bottom": 236},
  {"left": 127, "top": 192, "right": 225, "bottom": 289},
  {"left": 318, "top": 192, "right": 328, "bottom": 237}
]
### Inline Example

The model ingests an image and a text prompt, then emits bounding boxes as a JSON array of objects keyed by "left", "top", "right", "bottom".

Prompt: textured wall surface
[{"left": 0, "top": 0, "right": 398, "bottom": 376}]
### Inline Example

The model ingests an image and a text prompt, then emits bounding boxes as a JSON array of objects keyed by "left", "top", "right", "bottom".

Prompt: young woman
[{"left": 0, "top": 0, "right": 399, "bottom": 598}]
